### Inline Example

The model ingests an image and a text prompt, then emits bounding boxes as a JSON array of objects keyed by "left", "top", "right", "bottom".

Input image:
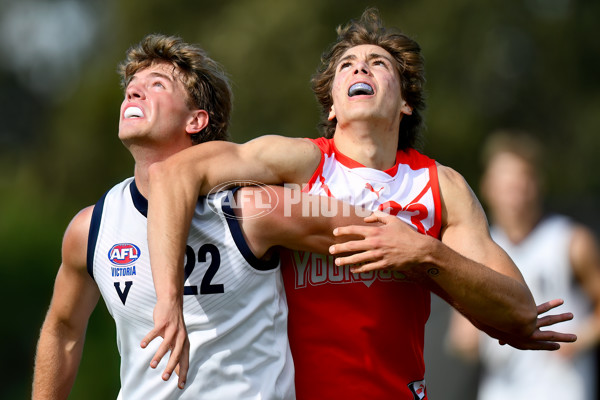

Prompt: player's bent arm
[
  {"left": 430, "top": 165, "right": 537, "bottom": 336},
  {"left": 146, "top": 135, "right": 321, "bottom": 302},
  {"left": 33, "top": 207, "right": 100, "bottom": 400},
  {"left": 327, "top": 165, "right": 537, "bottom": 336},
  {"left": 235, "top": 186, "right": 370, "bottom": 257},
  {"left": 142, "top": 136, "right": 321, "bottom": 373}
]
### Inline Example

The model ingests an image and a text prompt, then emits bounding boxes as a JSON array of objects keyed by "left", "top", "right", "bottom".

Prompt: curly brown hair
[
  {"left": 312, "top": 8, "right": 425, "bottom": 150},
  {"left": 118, "top": 34, "right": 232, "bottom": 144}
]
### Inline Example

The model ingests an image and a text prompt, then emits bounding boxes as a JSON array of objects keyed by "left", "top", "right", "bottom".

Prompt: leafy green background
[{"left": 2, "top": 0, "right": 598, "bottom": 398}]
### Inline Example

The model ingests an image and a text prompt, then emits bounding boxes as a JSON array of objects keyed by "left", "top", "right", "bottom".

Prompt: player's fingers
[
  {"left": 530, "top": 342, "right": 561, "bottom": 351},
  {"left": 329, "top": 237, "right": 376, "bottom": 255},
  {"left": 161, "top": 352, "right": 178, "bottom": 381},
  {"left": 349, "top": 259, "right": 389, "bottom": 273},
  {"left": 534, "top": 330, "right": 577, "bottom": 343},
  {"left": 177, "top": 340, "right": 190, "bottom": 390},
  {"left": 368, "top": 210, "right": 394, "bottom": 222},
  {"left": 162, "top": 330, "right": 187, "bottom": 382},
  {"left": 333, "top": 224, "right": 375, "bottom": 238},
  {"left": 151, "top": 340, "right": 172, "bottom": 371},
  {"left": 501, "top": 339, "right": 559, "bottom": 351},
  {"left": 363, "top": 211, "right": 389, "bottom": 224},
  {"left": 536, "top": 312, "right": 573, "bottom": 328},
  {"left": 536, "top": 299, "right": 564, "bottom": 315},
  {"left": 141, "top": 327, "right": 162, "bottom": 349},
  {"left": 333, "top": 250, "right": 382, "bottom": 267}
]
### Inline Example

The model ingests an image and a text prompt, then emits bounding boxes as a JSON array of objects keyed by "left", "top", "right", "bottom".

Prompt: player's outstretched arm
[
  {"left": 143, "top": 136, "right": 321, "bottom": 383},
  {"left": 496, "top": 299, "right": 577, "bottom": 350},
  {"left": 448, "top": 299, "right": 577, "bottom": 360},
  {"left": 33, "top": 207, "right": 100, "bottom": 400},
  {"left": 235, "top": 185, "right": 371, "bottom": 258},
  {"left": 236, "top": 188, "right": 575, "bottom": 352},
  {"left": 330, "top": 165, "right": 538, "bottom": 338}
]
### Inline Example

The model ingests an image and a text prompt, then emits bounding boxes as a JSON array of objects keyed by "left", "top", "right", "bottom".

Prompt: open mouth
[
  {"left": 124, "top": 106, "right": 144, "bottom": 119},
  {"left": 348, "top": 83, "right": 374, "bottom": 97}
]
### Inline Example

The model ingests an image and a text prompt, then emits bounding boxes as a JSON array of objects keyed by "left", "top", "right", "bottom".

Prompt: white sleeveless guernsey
[
  {"left": 477, "top": 215, "right": 596, "bottom": 400},
  {"left": 88, "top": 178, "right": 294, "bottom": 400}
]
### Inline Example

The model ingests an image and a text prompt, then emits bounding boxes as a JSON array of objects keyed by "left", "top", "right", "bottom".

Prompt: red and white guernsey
[{"left": 281, "top": 137, "right": 442, "bottom": 400}]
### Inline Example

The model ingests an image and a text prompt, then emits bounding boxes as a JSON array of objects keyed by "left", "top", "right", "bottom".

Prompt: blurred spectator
[{"left": 447, "top": 130, "right": 600, "bottom": 400}]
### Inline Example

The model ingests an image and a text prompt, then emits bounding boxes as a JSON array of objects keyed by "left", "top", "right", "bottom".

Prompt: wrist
[
  {"left": 418, "top": 237, "right": 446, "bottom": 278},
  {"left": 155, "top": 288, "right": 183, "bottom": 304}
]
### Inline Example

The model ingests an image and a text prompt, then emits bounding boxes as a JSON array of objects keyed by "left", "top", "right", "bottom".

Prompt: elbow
[
  {"left": 148, "top": 159, "right": 170, "bottom": 186},
  {"left": 148, "top": 158, "right": 188, "bottom": 194},
  {"left": 148, "top": 152, "right": 206, "bottom": 198}
]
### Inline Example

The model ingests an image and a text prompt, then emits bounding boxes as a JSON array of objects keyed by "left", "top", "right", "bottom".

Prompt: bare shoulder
[
  {"left": 569, "top": 223, "right": 600, "bottom": 273},
  {"left": 571, "top": 223, "right": 600, "bottom": 250},
  {"left": 50, "top": 205, "right": 100, "bottom": 325},
  {"left": 437, "top": 163, "right": 472, "bottom": 195},
  {"left": 62, "top": 206, "right": 94, "bottom": 270},
  {"left": 436, "top": 163, "right": 487, "bottom": 230}
]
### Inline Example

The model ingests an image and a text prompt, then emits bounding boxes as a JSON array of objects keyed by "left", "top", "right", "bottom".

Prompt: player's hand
[
  {"left": 329, "top": 211, "right": 426, "bottom": 274},
  {"left": 496, "top": 299, "right": 577, "bottom": 350},
  {"left": 141, "top": 298, "right": 190, "bottom": 389}
]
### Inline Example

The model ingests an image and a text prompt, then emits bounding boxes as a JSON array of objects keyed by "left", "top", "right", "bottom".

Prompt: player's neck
[
  {"left": 132, "top": 162, "right": 152, "bottom": 198},
  {"left": 494, "top": 206, "right": 543, "bottom": 244},
  {"left": 129, "top": 144, "right": 188, "bottom": 198},
  {"left": 332, "top": 124, "right": 398, "bottom": 170}
]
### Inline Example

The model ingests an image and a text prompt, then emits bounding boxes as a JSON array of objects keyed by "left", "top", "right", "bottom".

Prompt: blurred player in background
[{"left": 448, "top": 130, "right": 600, "bottom": 400}]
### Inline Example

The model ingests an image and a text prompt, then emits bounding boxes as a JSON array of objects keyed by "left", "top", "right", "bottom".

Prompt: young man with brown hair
[
  {"left": 32, "top": 33, "right": 377, "bottom": 399},
  {"left": 144, "top": 9, "right": 576, "bottom": 399}
]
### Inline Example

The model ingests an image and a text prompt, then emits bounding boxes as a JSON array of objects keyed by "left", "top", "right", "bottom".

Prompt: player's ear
[
  {"left": 327, "top": 105, "right": 336, "bottom": 121},
  {"left": 400, "top": 100, "right": 412, "bottom": 116},
  {"left": 186, "top": 109, "right": 209, "bottom": 134}
]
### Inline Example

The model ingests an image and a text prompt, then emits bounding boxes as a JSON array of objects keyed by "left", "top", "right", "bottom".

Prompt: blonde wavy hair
[{"left": 118, "top": 34, "right": 232, "bottom": 144}]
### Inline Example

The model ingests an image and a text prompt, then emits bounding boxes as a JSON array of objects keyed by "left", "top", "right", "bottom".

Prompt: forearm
[
  {"left": 421, "top": 239, "right": 537, "bottom": 336},
  {"left": 429, "top": 165, "right": 537, "bottom": 336},
  {"left": 146, "top": 137, "right": 320, "bottom": 301},
  {"left": 147, "top": 159, "right": 198, "bottom": 303},
  {"left": 33, "top": 322, "right": 85, "bottom": 400},
  {"left": 329, "top": 208, "right": 536, "bottom": 336},
  {"left": 240, "top": 188, "right": 371, "bottom": 257}
]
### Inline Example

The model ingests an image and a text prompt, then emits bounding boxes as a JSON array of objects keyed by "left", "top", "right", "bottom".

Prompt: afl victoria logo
[{"left": 108, "top": 243, "right": 141, "bottom": 265}]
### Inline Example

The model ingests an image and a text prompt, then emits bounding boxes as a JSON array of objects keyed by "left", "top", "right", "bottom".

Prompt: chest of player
[
  {"left": 90, "top": 184, "right": 282, "bottom": 328},
  {"left": 308, "top": 154, "right": 439, "bottom": 236}
]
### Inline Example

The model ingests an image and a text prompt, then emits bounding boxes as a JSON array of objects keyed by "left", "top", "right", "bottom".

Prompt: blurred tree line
[{"left": 1, "top": 0, "right": 598, "bottom": 398}]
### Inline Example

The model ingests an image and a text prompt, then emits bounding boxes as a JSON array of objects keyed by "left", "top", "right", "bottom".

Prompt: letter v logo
[{"left": 114, "top": 281, "right": 133, "bottom": 305}]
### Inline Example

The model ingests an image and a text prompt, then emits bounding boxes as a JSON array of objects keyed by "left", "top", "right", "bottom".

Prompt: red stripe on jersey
[{"left": 303, "top": 138, "right": 327, "bottom": 192}]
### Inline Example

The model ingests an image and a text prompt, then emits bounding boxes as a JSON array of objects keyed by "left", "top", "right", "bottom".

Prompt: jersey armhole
[
  {"left": 303, "top": 138, "right": 326, "bottom": 192},
  {"left": 427, "top": 160, "right": 442, "bottom": 239},
  {"left": 87, "top": 191, "right": 108, "bottom": 280},
  {"left": 220, "top": 187, "right": 280, "bottom": 271}
]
